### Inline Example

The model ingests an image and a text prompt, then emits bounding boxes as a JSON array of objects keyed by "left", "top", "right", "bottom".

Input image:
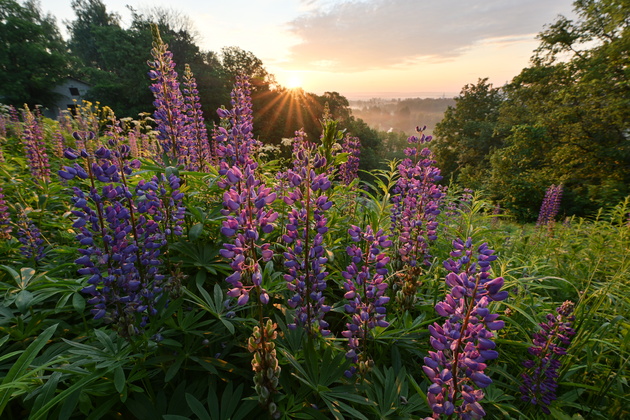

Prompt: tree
[
  {"left": 319, "top": 91, "right": 351, "bottom": 123},
  {"left": 130, "top": 7, "right": 228, "bottom": 120},
  {"left": 345, "top": 117, "right": 385, "bottom": 175},
  {"left": 67, "top": 0, "right": 152, "bottom": 116},
  {"left": 431, "top": 78, "right": 504, "bottom": 188},
  {"left": 252, "top": 88, "right": 324, "bottom": 145},
  {"left": 487, "top": 0, "right": 630, "bottom": 217},
  {"left": 221, "top": 46, "right": 272, "bottom": 93},
  {"left": 67, "top": 1, "right": 227, "bottom": 118},
  {"left": 67, "top": 0, "right": 120, "bottom": 68},
  {"left": 0, "top": 0, "right": 69, "bottom": 107}
]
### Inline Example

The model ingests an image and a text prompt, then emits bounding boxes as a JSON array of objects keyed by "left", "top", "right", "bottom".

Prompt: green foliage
[
  {"left": 432, "top": 0, "right": 629, "bottom": 220},
  {"left": 0, "top": 323, "right": 57, "bottom": 415},
  {"left": 344, "top": 117, "right": 386, "bottom": 176},
  {"left": 0, "top": 112, "right": 629, "bottom": 418},
  {"left": 432, "top": 78, "right": 504, "bottom": 188},
  {"left": 0, "top": 0, "right": 69, "bottom": 107}
]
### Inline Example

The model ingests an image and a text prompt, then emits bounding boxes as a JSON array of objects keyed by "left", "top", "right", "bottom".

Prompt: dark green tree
[
  {"left": 431, "top": 78, "right": 504, "bottom": 188},
  {"left": 67, "top": 1, "right": 227, "bottom": 118},
  {"left": 0, "top": 0, "right": 69, "bottom": 107},
  {"left": 252, "top": 87, "right": 324, "bottom": 145},
  {"left": 345, "top": 117, "right": 385, "bottom": 175},
  {"left": 67, "top": 0, "right": 119, "bottom": 68},
  {"left": 67, "top": 0, "right": 153, "bottom": 116},
  {"left": 130, "top": 7, "right": 228, "bottom": 121},
  {"left": 488, "top": 0, "right": 630, "bottom": 218},
  {"left": 221, "top": 46, "right": 273, "bottom": 93}
]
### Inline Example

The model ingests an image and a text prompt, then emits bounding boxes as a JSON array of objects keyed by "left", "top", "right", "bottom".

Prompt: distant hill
[{"left": 349, "top": 97, "right": 456, "bottom": 135}]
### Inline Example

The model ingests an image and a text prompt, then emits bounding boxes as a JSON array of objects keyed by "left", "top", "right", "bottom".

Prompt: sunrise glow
[{"left": 286, "top": 75, "right": 303, "bottom": 89}]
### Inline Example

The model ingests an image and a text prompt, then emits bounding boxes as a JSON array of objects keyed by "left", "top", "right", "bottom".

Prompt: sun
[{"left": 286, "top": 75, "right": 303, "bottom": 89}]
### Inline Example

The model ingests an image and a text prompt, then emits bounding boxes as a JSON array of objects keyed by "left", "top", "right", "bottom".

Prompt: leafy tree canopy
[
  {"left": 0, "top": 0, "right": 69, "bottom": 107},
  {"left": 433, "top": 0, "right": 629, "bottom": 220},
  {"left": 432, "top": 78, "right": 504, "bottom": 188}
]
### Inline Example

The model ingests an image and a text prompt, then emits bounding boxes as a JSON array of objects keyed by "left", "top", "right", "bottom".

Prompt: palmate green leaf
[
  {"left": 184, "top": 284, "right": 235, "bottom": 334},
  {"left": 281, "top": 346, "right": 363, "bottom": 417},
  {"left": 85, "top": 397, "right": 119, "bottom": 420},
  {"left": 189, "top": 222, "right": 204, "bottom": 241},
  {"left": 72, "top": 291, "right": 86, "bottom": 313},
  {"left": 94, "top": 329, "right": 117, "bottom": 354},
  {"left": 328, "top": 387, "right": 374, "bottom": 406},
  {"left": 406, "top": 373, "right": 427, "bottom": 405},
  {"left": 204, "top": 380, "right": 256, "bottom": 420},
  {"left": 298, "top": 408, "right": 331, "bottom": 420},
  {"left": 114, "top": 366, "right": 125, "bottom": 394},
  {"left": 321, "top": 394, "right": 369, "bottom": 420},
  {"left": 169, "top": 242, "right": 227, "bottom": 275},
  {"left": 0, "top": 323, "right": 57, "bottom": 415},
  {"left": 365, "top": 367, "right": 399, "bottom": 417},
  {"left": 59, "top": 386, "right": 81, "bottom": 420},
  {"left": 196, "top": 269, "right": 207, "bottom": 288},
  {"left": 221, "top": 381, "right": 244, "bottom": 420},
  {"left": 317, "top": 349, "right": 349, "bottom": 387},
  {"left": 281, "top": 349, "right": 315, "bottom": 391},
  {"left": 197, "top": 283, "right": 218, "bottom": 313},
  {"left": 15, "top": 289, "right": 34, "bottom": 312},
  {"left": 187, "top": 356, "right": 219, "bottom": 375},
  {"left": 0, "top": 265, "right": 21, "bottom": 284},
  {"left": 185, "top": 393, "right": 211, "bottom": 420},
  {"left": 165, "top": 357, "right": 184, "bottom": 382},
  {"left": 31, "top": 371, "right": 62, "bottom": 415}
]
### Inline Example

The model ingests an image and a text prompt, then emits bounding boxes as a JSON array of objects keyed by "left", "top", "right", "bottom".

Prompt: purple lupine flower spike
[
  {"left": 391, "top": 126, "right": 443, "bottom": 308},
  {"left": 214, "top": 74, "right": 261, "bottom": 170},
  {"left": 182, "top": 64, "right": 211, "bottom": 171},
  {"left": 21, "top": 106, "right": 51, "bottom": 182},
  {"left": 219, "top": 160, "right": 277, "bottom": 306},
  {"left": 280, "top": 132, "right": 333, "bottom": 336},
  {"left": 52, "top": 129, "right": 65, "bottom": 158},
  {"left": 0, "top": 187, "right": 11, "bottom": 239},
  {"left": 423, "top": 238, "right": 507, "bottom": 418},
  {"left": 341, "top": 225, "right": 392, "bottom": 376},
  {"left": 520, "top": 301, "right": 576, "bottom": 414},
  {"left": 339, "top": 135, "right": 361, "bottom": 185},
  {"left": 16, "top": 209, "right": 45, "bottom": 262},
  {"left": 215, "top": 74, "right": 277, "bottom": 307},
  {"left": 147, "top": 24, "right": 190, "bottom": 167},
  {"left": 537, "top": 184, "right": 563, "bottom": 227},
  {"left": 61, "top": 135, "right": 184, "bottom": 338}
]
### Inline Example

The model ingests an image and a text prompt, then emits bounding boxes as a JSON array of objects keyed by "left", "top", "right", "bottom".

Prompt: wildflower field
[{"left": 0, "top": 29, "right": 629, "bottom": 420}]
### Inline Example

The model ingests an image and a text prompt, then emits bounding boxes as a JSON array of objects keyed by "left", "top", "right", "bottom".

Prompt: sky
[{"left": 43, "top": 0, "right": 577, "bottom": 99}]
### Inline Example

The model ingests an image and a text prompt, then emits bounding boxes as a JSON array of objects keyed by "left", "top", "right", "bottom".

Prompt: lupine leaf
[
  {"left": 165, "top": 358, "right": 183, "bottom": 382},
  {"left": 0, "top": 323, "right": 57, "bottom": 415},
  {"left": 114, "top": 366, "right": 125, "bottom": 393},
  {"left": 189, "top": 222, "right": 204, "bottom": 241},
  {"left": 185, "top": 393, "right": 211, "bottom": 420},
  {"left": 59, "top": 387, "right": 81, "bottom": 420},
  {"left": 29, "top": 369, "right": 105, "bottom": 420},
  {"left": 72, "top": 292, "right": 85, "bottom": 313}
]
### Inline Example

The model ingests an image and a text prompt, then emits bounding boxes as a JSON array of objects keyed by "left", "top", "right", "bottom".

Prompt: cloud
[{"left": 287, "top": 0, "right": 574, "bottom": 71}]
